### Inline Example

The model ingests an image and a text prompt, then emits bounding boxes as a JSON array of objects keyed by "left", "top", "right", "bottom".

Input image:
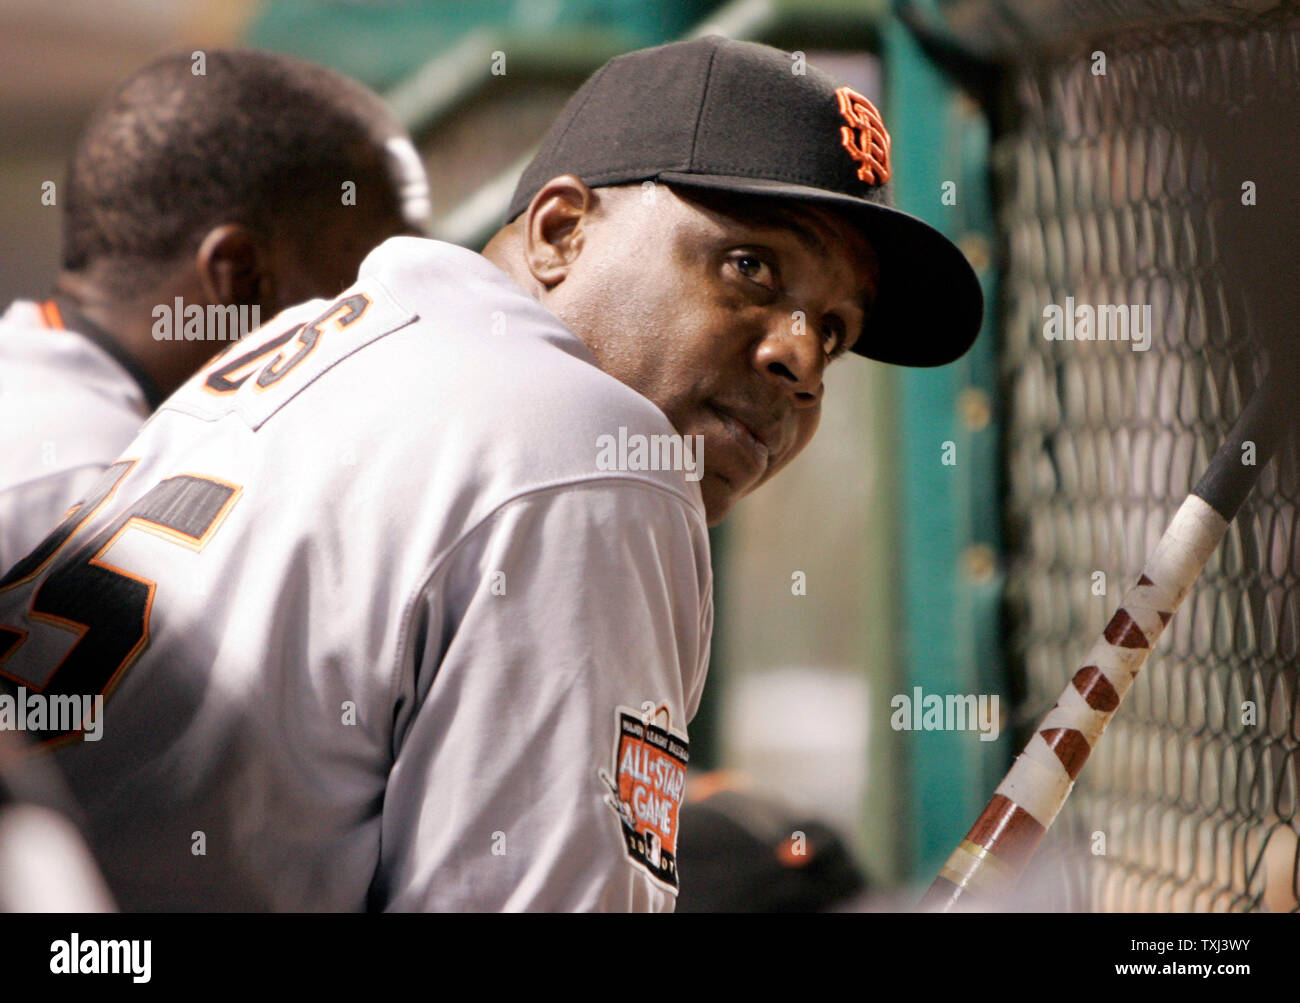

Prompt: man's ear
[
  {"left": 523, "top": 175, "right": 594, "bottom": 288},
  {"left": 195, "top": 224, "right": 273, "bottom": 308}
]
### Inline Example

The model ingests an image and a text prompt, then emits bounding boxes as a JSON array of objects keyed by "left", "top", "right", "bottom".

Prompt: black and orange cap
[{"left": 507, "top": 35, "right": 984, "bottom": 368}]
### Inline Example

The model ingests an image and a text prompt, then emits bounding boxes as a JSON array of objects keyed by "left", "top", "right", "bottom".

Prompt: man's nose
[{"left": 752, "top": 317, "right": 824, "bottom": 405}]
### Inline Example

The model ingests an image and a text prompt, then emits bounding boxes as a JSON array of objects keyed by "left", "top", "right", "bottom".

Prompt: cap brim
[{"left": 656, "top": 173, "right": 984, "bottom": 367}]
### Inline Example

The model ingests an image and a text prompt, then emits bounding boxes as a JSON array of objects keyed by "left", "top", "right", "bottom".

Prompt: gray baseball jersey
[
  {"left": 0, "top": 237, "right": 713, "bottom": 911},
  {"left": 0, "top": 300, "right": 154, "bottom": 574}
]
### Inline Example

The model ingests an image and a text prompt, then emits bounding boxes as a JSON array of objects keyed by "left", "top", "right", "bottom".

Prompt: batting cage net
[
  {"left": 982, "top": 1, "right": 1300, "bottom": 909},
  {"left": 987, "top": 1, "right": 1300, "bottom": 911}
]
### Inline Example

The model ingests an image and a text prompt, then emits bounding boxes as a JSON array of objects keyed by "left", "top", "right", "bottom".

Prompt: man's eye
[
  {"left": 731, "top": 253, "right": 776, "bottom": 289},
  {"left": 822, "top": 318, "right": 847, "bottom": 358}
]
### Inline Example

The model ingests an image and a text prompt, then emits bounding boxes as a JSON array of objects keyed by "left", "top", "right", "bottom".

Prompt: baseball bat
[{"left": 917, "top": 359, "right": 1295, "bottom": 912}]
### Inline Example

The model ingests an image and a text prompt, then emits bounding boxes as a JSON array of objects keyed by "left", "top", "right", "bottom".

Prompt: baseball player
[
  {"left": 0, "top": 49, "right": 430, "bottom": 573},
  {"left": 0, "top": 37, "right": 981, "bottom": 911}
]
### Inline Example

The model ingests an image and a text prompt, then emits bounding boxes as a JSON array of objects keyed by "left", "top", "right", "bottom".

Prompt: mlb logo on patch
[{"left": 600, "top": 706, "right": 689, "bottom": 890}]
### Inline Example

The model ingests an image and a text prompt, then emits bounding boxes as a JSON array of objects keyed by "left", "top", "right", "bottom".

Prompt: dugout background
[{"left": 2, "top": 0, "right": 1297, "bottom": 911}]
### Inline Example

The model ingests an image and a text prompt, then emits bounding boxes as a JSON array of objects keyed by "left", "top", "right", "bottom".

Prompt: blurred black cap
[{"left": 673, "top": 786, "right": 867, "bottom": 912}]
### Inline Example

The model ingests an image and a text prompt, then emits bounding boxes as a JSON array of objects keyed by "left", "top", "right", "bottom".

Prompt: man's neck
[
  {"left": 50, "top": 269, "right": 206, "bottom": 401},
  {"left": 480, "top": 225, "right": 541, "bottom": 299}
]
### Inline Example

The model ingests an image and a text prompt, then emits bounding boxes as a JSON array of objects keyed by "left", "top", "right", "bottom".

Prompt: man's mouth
[{"left": 709, "top": 403, "right": 772, "bottom": 476}]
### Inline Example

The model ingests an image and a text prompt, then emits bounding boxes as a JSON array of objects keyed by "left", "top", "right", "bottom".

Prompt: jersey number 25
[{"left": 0, "top": 461, "right": 240, "bottom": 745}]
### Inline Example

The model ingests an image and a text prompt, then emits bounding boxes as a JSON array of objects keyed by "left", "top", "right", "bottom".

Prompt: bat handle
[
  {"left": 916, "top": 359, "right": 1293, "bottom": 912},
  {"left": 918, "top": 492, "right": 1232, "bottom": 911}
]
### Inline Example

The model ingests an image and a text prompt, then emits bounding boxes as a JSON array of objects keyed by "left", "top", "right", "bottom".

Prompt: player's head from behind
[
  {"left": 56, "top": 48, "right": 430, "bottom": 396},
  {"left": 484, "top": 37, "right": 983, "bottom": 525}
]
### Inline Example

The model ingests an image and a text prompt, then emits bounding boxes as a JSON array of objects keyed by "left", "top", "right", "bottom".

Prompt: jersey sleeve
[{"left": 374, "top": 477, "right": 712, "bottom": 912}]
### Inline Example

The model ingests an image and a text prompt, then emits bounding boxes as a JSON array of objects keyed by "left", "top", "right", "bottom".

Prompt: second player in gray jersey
[
  {"left": 0, "top": 38, "right": 982, "bottom": 910},
  {"left": 0, "top": 49, "right": 429, "bottom": 573}
]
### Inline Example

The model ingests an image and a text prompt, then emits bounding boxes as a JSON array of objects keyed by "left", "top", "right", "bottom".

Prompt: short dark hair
[{"left": 62, "top": 48, "right": 408, "bottom": 295}]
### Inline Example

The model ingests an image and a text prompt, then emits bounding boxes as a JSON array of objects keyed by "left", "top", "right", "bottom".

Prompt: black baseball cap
[
  {"left": 507, "top": 35, "right": 984, "bottom": 368},
  {"left": 673, "top": 785, "right": 868, "bottom": 912}
]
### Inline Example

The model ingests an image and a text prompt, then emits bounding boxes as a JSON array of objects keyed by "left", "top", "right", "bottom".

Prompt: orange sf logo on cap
[{"left": 835, "top": 86, "right": 891, "bottom": 185}]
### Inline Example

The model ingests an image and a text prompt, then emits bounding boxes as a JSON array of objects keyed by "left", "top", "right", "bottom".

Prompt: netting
[{"left": 997, "top": 6, "right": 1300, "bottom": 911}]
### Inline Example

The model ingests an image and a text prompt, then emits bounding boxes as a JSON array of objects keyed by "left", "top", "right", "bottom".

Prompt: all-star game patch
[{"left": 599, "top": 705, "right": 689, "bottom": 890}]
